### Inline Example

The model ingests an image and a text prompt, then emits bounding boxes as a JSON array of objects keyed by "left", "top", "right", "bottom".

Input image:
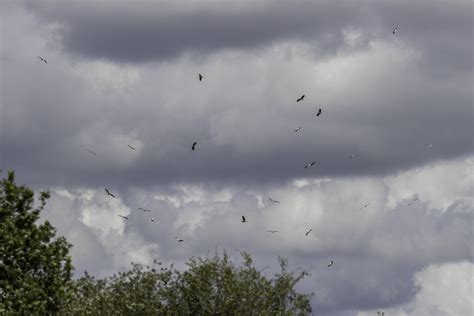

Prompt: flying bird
[
  {"left": 268, "top": 198, "right": 280, "bottom": 203},
  {"left": 295, "top": 126, "right": 302, "bottom": 132},
  {"left": 86, "top": 148, "right": 97, "bottom": 155},
  {"left": 198, "top": 73, "right": 203, "bottom": 81},
  {"left": 305, "top": 229, "right": 312, "bottom": 236},
  {"left": 377, "top": 312, "right": 385, "bottom": 316},
  {"left": 128, "top": 144, "right": 136, "bottom": 151},
  {"left": 150, "top": 217, "right": 156, "bottom": 222},
  {"left": 105, "top": 188, "right": 116, "bottom": 198},
  {"left": 175, "top": 236, "right": 184, "bottom": 242},
  {"left": 296, "top": 95, "right": 305, "bottom": 102},
  {"left": 304, "top": 161, "right": 317, "bottom": 168},
  {"left": 36, "top": 56, "right": 47, "bottom": 64},
  {"left": 327, "top": 260, "right": 334, "bottom": 267},
  {"left": 241, "top": 216, "right": 247, "bottom": 223},
  {"left": 392, "top": 27, "right": 398, "bottom": 35},
  {"left": 138, "top": 208, "right": 151, "bottom": 212},
  {"left": 316, "top": 108, "right": 322, "bottom": 117},
  {"left": 408, "top": 197, "right": 418, "bottom": 206},
  {"left": 349, "top": 154, "right": 356, "bottom": 159},
  {"left": 360, "top": 203, "right": 371, "bottom": 210},
  {"left": 118, "top": 215, "right": 128, "bottom": 220},
  {"left": 425, "top": 144, "right": 433, "bottom": 151},
  {"left": 267, "top": 230, "right": 279, "bottom": 233},
  {"left": 192, "top": 142, "right": 197, "bottom": 151}
]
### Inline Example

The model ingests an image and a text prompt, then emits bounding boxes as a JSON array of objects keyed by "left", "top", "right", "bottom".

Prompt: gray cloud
[
  {"left": 24, "top": 0, "right": 473, "bottom": 79},
  {"left": 25, "top": 0, "right": 370, "bottom": 63}
]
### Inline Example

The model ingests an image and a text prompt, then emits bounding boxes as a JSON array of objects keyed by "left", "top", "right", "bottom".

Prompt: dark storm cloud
[
  {"left": 25, "top": 0, "right": 369, "bottom": 62},
  {"left": 25, "top": 0, "right": 473, "bottom": 78},
  {"left": 0, "top": 0, "right": 471, "bottom": 188}
]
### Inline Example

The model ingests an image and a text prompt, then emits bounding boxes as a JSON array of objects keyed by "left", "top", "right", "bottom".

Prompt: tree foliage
[
  {"left": 0, "top": 171, "right": 74, "bottom": 314},
  {"left": 64, "top": 252, "right": 312, "bottom": 315}
]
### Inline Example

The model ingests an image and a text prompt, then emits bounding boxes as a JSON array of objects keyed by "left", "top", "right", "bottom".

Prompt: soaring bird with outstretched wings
[
  {"left": 268, "top": 198, "right": 280, "bottom": 203},
  {"left": 105, "top": 188, "right": 116, "bottom": 198},
  {"left": 295, "top": 126, "right": 301, "bottom": 133},
  {"left": 327, "top": 260, "right": 334, "bottom": 267},
  {"left": 267, "top": 230, "right": 279, "bottom": 233},
  {"left": 118, "top": 215, "right": 128, "bottom": 220},
  {"left": 296, "top": 95, "right": 305, "bottom": 102},
  {"left": 305, "top": 229, "right": 312, "bottom": 236},
  {"left": 360, "top": 203, "right": 370, "bottom": 210},
  {"left": 175, "top": 236, "right": 184, "bottom": 242},
  {"left": 304, "top": 161, "right": 316, "bottom": 168},
  {"left": 86, "top": 148, "right": 97, "bottom": 155},
  {"left": 36, "top": 56, "right": 47, "bottom": 64},
  {"left": 138, "top": 208, "right": 151, "bottom": 212},
  {"left": 128, "top": 144, "right": 136, "bottom": 151}
]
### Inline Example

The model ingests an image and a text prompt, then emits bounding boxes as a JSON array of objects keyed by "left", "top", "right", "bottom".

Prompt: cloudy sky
[{"left": 1, "top": 0, "right": 472, "bottom": 314}]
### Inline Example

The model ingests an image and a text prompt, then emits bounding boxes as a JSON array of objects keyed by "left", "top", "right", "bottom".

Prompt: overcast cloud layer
[{"left": 1, "top": 1, "right": 473, "bottom": 314}]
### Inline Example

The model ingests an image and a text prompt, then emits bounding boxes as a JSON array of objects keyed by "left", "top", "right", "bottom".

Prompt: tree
[
  {"left": 64, "top": 251, "right": 313, "bottom": 315},
  {"left": 0, "top": 171, "right": 74, "bottom": 314}
]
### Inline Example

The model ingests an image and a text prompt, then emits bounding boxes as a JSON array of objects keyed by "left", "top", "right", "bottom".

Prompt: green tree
[
  {"left": 64, "top": 252, "right": 312, "bottom": 315},
  {"left": 0, "top": 171, "right": 74, "bottom": 314}
]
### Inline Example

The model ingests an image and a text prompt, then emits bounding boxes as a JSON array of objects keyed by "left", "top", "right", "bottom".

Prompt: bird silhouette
[
  {"left": 377, "top": 312, "right": 385, "bottom": 316},
  {"left": 360, "top": 203, "right": 370, "bottom": 210},
  {"left": 327, "top": 260, "right": 334, "bottom": 267},
  {"left": 198, "top": 73, "right": 203, "bottom": 81},
  {"left": 86, "top": 148, "right": 97, "bottom": 155},
  {"left": 118, "top": 215, "right": 128, "bottom": 220},
  {"left": 305, "top": 229, "right": 312, "bottom": 236},
  {"left": 150, "top": 217, "right": 156, "bottom": 222},
  {"left": 425, "top": 144, "right": 433, "bottom": 151},
  {"left": 192, "top": 142, "right": 197, "bottom": 151},
  {"left": 36, "top": 56, "right": 47, "bottom": 64},
  {"left": 349, "top": 154, "right": 356, "bottom": 159},
  {"left": 304, "top": 161, "right": 317, "bottom": 168},
  {"left": 316, "top": 108, "right": 322, "bottom": 117},
  {"left": 128, "top": 144, "right": 136, "bottom": 151},
  {"left": 268, "top": 198, "right": 280, "bottom": 203},
  {"left": 295, "top": 126, "right": 302, "bottom": 132},
  {"left": 138, "top": 208, "right": 151, "bottom": 212},
  {"left": 241, "top": 216, "right": 247, "bottom": 223},
  {"left": 175, "top": 236, "right": 184, "bottom": 242},
  {"left": 392, "top": 27, "right": 398, "bottom": 35},
  {"left": 267, "top": 230, "right": 279, "bottom": 233},
  {"left": 296, "top": 95, "right": 305, "bottom": 102},
  {"left": 408, "top": 197, "right": 418, "bottom": 206},
  {"left": 105, "top": 188, "right": 116, "bottom": 198}
]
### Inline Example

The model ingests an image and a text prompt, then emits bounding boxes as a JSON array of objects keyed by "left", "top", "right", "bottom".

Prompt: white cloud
[
  {"left": 357, "top": 261, "right": 474, "bottom": 316},
  {"left": 40, "top": 155, "right": 473, "bottom": 312}
]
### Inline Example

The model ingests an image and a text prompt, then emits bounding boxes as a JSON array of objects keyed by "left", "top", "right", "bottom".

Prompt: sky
[{"left": 0, "top": 0, "right": 473, "bottom": 314}]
